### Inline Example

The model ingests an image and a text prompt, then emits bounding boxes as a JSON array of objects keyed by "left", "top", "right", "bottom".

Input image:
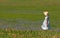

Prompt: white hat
[{"left": 43, "top": 11, "right": 48, "bottom": 16}]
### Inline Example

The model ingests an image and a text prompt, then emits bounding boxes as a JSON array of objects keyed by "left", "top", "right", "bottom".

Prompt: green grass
[
  {"left": 0, "top": 28, "right": 60, "bottom": 38},
  {"left": 0, "top": 0, "right": 60, "bottom": 38}
]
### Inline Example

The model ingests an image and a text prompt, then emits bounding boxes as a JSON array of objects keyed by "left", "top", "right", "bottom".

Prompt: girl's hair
[{"left": 43, "top": 11, "right": 49, "bottom": 16}]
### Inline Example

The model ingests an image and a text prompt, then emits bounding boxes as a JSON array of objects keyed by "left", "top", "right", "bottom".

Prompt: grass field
[
  {"left": 0, "top": 0, "right": 60, "bottom": 38},
  {"left": 0, "top": 29, "right": 60, "bottom": 38}
]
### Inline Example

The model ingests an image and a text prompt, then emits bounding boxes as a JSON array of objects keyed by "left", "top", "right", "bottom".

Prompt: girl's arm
[{"left": 46, "top": 16, "right": 48, "bottom": 26}]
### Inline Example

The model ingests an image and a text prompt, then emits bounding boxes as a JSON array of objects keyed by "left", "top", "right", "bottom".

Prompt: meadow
[{"left": 0, "top": 0, "right": 60, "bottom": 38}]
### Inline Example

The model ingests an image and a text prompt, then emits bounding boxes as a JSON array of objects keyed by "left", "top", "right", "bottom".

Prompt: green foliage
[
  {"left": 0, "top": 29, "right": 60, "bottom": 38},
  {"left": 0, "top": 0, "right": 60, "bottom": 38}
]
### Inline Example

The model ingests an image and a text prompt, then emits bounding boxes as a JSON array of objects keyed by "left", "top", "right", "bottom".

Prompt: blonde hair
[{"left": 43, "top": 11, "right": 48, "bottom": 16}]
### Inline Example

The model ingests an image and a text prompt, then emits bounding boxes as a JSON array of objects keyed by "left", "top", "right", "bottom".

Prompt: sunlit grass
[
  {"left": 0, "top": 0, "right": 60, "bottom": 38},
  {"left": 0, "top": 28, "right": 60, "bottom": 38}
]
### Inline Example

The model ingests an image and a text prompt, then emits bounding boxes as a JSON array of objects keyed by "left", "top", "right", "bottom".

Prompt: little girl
[{"left": 41, "top": 11, "right": 50, "bottom": 30}]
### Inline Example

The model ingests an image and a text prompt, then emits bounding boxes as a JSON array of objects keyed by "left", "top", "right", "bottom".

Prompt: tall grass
[
  {"left": 0, "top": 0, "right": 60, "bottom": 38},
  {"left": 0, "top": 28, "right": 60, "bottom": 38}
]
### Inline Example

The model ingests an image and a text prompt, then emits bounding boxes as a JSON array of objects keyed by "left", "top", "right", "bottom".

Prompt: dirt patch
[{"left": 52, "top": 35, "right": 60, "bottom": 38}]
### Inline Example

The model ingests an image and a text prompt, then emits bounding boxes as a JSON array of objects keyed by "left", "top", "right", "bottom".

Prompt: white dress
[{"left": 41, "top": 16, "right": 49, "bottom": 30}]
